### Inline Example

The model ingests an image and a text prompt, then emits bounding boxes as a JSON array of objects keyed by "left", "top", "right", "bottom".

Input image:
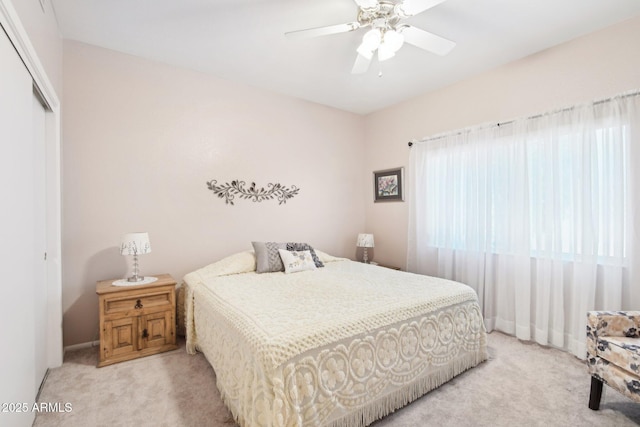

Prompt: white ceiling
[{"left": 51, "top": 0, "right": 640, "bottom": 114}]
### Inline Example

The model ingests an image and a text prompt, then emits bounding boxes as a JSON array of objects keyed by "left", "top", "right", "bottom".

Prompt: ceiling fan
[{"left": 285, "top": 0, "right": 455, "bottom": 74}]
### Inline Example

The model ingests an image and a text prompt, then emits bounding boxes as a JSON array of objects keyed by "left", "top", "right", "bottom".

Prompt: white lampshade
[
  {"left": 377, "top": 44, "right": 396, "bottom": 62},
  {"left": 362, "top": 28, "right": 382, "bottom": 51},
  {"left": 384, "top": 30, "right": 404, "bottom": 52},
  {"left": 357, "top": 233, "right": 375, "bottom": 248},
  {"left": 357, "top": 28, "right": 382, "bottom": 59},
  {"left": 120, "top": 232, "right": 151, "bottom": 256},
  {"left": 377, "top": 29, "right": 404, "bottom": 62}
]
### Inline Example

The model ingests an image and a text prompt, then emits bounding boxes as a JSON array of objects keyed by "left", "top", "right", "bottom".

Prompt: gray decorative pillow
[
  {"left": 252, "top": 241, "right": 286, "bottom": 273},
  {"left": 286, "top": 242, "right": 324, "bottom": 268}
]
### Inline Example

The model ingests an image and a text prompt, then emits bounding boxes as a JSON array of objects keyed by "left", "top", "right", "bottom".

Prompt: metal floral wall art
[{"left": 206, "top": 179, "right": 300, "bottom": 205}]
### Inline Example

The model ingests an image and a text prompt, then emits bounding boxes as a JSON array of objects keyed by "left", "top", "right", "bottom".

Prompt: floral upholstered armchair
[{"left": 586, "top": 311, "right": 640, "bottom": 410}]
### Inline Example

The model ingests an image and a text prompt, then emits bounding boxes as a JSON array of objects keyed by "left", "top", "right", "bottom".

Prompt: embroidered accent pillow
[
  {"left": 286, "top": 242, "right": 324, "bottom": 268},
  {"left": 278, "top": 249, "right": 317, "bottom": 274},
  {"left": 252, "top": 241, "right": 286, "bottom": 273}
]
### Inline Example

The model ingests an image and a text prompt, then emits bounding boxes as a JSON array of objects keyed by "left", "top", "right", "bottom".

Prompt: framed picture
[{"left": 373, "top": 167, "right": 404, "bottom": 202}]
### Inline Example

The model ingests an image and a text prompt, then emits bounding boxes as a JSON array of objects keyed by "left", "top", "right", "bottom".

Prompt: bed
[{"left": 183, "top": 248, "right": 487, "bottom": 427}]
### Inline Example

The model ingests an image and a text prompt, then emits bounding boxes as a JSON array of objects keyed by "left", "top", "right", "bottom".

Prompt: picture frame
[{"left": 373, "top": 167, "right": 404, "bottom": 202}]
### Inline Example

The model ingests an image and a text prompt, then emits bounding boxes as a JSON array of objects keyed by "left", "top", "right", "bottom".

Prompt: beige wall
[
  {"left": 364, "top": 16, "right": 640, "bottom": 271},
  {"left": 62, "top": 41, "right": 366, "bottom": 346}
]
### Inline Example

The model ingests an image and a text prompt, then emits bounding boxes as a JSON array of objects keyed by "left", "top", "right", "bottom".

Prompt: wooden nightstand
[{"left": 96, "top": 274, "right": 178, "bottom": 367}]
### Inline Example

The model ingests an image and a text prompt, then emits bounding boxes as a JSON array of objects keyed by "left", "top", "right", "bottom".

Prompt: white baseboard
[{"left": 64, "top": 340, "right": 99, "bottom": 354}]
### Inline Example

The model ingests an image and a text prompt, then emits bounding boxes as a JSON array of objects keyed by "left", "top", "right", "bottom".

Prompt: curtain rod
[{"left": 407, "top": 89, "right": 640, "bottom": 147}]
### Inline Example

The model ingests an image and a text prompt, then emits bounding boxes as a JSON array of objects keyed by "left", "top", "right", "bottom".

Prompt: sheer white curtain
[{"left": 407, "top": 92, "right": 640, "bottom": 358}]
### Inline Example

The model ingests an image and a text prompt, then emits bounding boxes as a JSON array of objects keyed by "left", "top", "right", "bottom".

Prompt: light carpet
[{"left": 34, "top": 332, "right": 640, "bottom": 426}]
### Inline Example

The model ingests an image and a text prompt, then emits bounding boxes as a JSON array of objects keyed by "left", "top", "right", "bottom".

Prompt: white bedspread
[{"left": 184, "top": 253, "right": 487, "bottom": 426}]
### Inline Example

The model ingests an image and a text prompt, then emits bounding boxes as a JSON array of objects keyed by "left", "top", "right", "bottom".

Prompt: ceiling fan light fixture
[
  {"left": 377, "top": 43, "right": 396, "bottom": 61},
  {"left": 361, "top": 28, "right": 382, "bottom": 51},
  {"left": 383, "top": 29, "right": 404, "bottom": 52},
  {"left": 287, "top": 0, "right": 456, "bottom": 75}
]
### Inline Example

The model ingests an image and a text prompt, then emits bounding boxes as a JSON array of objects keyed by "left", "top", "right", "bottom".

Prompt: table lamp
[
  {"left": 120, "top": 232, "right": 151, "bottom": 282},
  {"left": 357, "top": 233, "right": 375, "bottom": 263}
]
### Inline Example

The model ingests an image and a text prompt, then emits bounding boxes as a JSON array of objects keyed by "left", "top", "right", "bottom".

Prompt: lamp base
[{"left": 127, "top": 253, "right": 144, "bottom": 282}]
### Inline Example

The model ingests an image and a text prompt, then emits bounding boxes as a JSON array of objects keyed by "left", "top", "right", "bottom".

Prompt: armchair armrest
[
  {"left": 587, "top": 311, "right": 640, "bottom": 360},
  {"left": 587, "top": 311, "right": 640, "bottom": 339}
]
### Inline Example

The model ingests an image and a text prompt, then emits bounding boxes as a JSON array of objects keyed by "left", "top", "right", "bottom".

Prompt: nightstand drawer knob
[{"left": 134, "top": 299, "right": 143, "bottom": 309}]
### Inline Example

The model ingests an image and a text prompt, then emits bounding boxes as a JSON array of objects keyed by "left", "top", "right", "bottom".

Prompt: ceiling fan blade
[
  {"left": 285, "top": 22, "right": 359, "bottom": 39},
  {"left": 401, "top": 25, "right": 455, "bottom": 56},
  {"left": 351, "top": 54, "right": 372, "bottom": 74},
  {"left": 353, "top": 0, "right": 379, "bottom": 9},
  {"left": 399, "top": 0, "right": 447, "bottom": 16}
]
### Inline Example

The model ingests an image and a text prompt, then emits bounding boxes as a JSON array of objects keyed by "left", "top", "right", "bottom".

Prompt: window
[{"left": 421, "top": 119, "right": 628, "bottom": 265}]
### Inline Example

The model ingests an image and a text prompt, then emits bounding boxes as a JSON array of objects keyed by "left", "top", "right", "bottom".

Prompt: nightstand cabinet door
[
  {"left": 139, "top": 311, "right": 174, "bottom": 350},
  {"left": 104, "top": 317, "right": 138, "bottom": 359}
]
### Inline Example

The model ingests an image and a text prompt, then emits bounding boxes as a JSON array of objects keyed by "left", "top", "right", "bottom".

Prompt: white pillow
[
  {"left": 187, "top": 250, "right": 256, "bottom": 282},
  {"left": 278, "top": 249, "right": 317, "bottom": 274},
  {"left": 314, "top": 249, "right": 348, "bottom": 264}
]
